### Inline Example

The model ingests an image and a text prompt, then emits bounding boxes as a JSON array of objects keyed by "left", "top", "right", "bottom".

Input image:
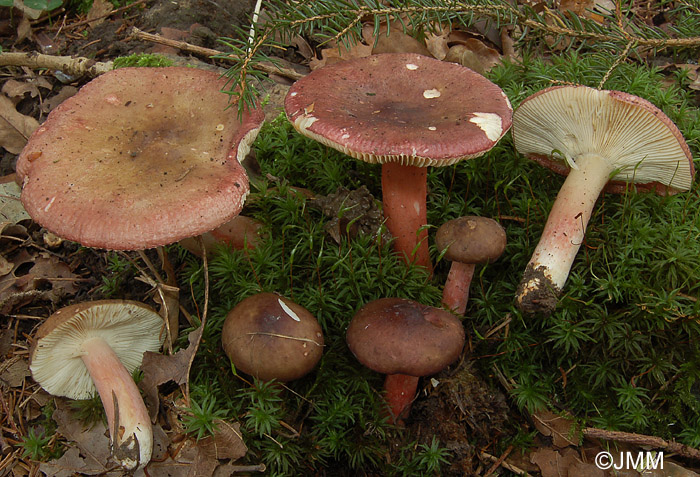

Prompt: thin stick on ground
[
  {"left": 0, "top": 52, "right": 112, "bottom": 78},
  {"left": 583, "top": 427, "right": 700, "bottom": 461}
]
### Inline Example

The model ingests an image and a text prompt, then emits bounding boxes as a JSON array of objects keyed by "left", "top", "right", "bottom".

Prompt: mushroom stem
[
  {"left": 381, "top": 162, "right": 432, "bottom": 271},
  {"left": 383, "top": 373, "right": 420, "bottom": 425},
  {"left": 80, "top": 336, "right": 152, "bottom": 471},
  {"left": 442, "top": 262, "right": 476, "bottom": 315},
  {"left": 516, "top": 153, "right": 615, "bottom": 314}
]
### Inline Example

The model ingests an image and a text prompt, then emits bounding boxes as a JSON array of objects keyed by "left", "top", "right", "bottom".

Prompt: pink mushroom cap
[{"left": 16, "top": 67, "right": 265, "bottom": 250}]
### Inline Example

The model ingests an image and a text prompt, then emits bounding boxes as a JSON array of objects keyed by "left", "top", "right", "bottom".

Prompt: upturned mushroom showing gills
[
  {"left": 222, "top": 293, "right": 324, "bottom": 382},
  {"left": 513, "top": 85, "right": 695, "bottom": 315},
  {"left": 16, "top": 67, "right": 264, "bottom": 251},
  {"left": 30, "top": 300, "right": 165, "bottom": 471},
  {"left": 285, "top": 53, "right": 512, "bottom": 271},
  {"left": 435, "top": 216, "right": 507, "bottom": 315},
  {"left": 346, "top": 298, "right": 465, "bottom": 424}
]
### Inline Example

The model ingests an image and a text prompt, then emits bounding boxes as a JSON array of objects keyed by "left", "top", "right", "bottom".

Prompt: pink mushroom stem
[
  {"left": 381, "top": 162, "right": 432, "bottom": 271},
  {"left": 442, "top": 262, "right": 476, "bottom": 315},
  {"left": 383, "top": 373, "right": 420, "bottom": 425},
  {"left": 80, "top": 336, "right": 152, "bottom": 471},
  {"left": 517, "top": 153, "right": 615, "bottom": 311}
]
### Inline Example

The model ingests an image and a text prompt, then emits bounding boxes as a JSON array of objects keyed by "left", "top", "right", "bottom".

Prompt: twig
[
  {"left": 55, "top": 0, "right": 148, "bottom": 30},
  {"left": 127, "top": 27, "right": 305, "bottom": 81},
  {"left": 583, "top": 427, "right": 700, "bottom": 461},
  {"left": 481, "top": 451, "right": 531, "bottom": 476},
  {"left": 0, "top": 52, "right": 112, "bottom": 78},
  {"left": 484, "top": 445, "right": 514, "bottom": 476}
]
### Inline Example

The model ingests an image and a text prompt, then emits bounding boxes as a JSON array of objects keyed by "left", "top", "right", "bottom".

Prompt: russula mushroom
[
  {"left": 179, "top": 215, "right": 264, "bottom": 258},
  {"left": 346, "top": 297, "right": 465, "bottom": 424},
  {"left": 16, "top": 66, "right": 264, "bottom": 250},
  {"left": 435, "top": 216, "right": 506, "bottom": 314},
  {"left": 512, "top": 85, "right": 695, "bottom": 315},
  {"left": 285, "top": 53, "right": 512, "bottom": 270},
  {"left": 222, "top": 292, "right": 324, "bottom": 382},
  {"left": 30, "top": 300, "right": 165, "bottom": 471}
]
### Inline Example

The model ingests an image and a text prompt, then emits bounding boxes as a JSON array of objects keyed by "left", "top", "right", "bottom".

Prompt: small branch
[
  {"left": 0, "top": 52, "right": 112, "bottom": 78},
  {"left": 127, "top": 27, "right": 305, "bottom": 81},
  {"left": 583, "top": 427, "right": 700, "bottom": 461},
  {"left": 55, "top": 0, "right": 148, "bottom": 30}
]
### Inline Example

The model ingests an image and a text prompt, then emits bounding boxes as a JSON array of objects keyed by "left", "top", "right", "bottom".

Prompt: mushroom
[
  {"left": 179, "top": 215, "right": 264, "bottom": 258},
  {"left": 346, "top": 297, "right": 465, "bottom": 424},
  {"left": 16, "top": 66, "right": 264, "bottom": 250},
  {"left": 512, "top": 85, "right": 695, "bottom": 315},
  {"left": 435, "top": 216, "right": 507, "bottom": 314},
  {"left": 221, "top": 292, "right": 324, "bottom": 382},
  {"left": 285, "top": 53, "right": 512, "bottom": 270},
  {"left": 30, "top": 300, "right": 165, "bottom": 471}
]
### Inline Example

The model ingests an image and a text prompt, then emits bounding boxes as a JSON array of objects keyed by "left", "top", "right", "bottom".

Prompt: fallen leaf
[
  {"left": 362, "top": 21, "right": 432, "bottom": 57},
  {"left": 41, "top": 85, "right": 78, "bottom": 114},
  {"left": 1, "top": 78, "right": 51, "bottom": 104},
  {"left": 309, "top": 40, "right": 372, "bottom": 70},
  {"left": 140, "top": 326, "right": 204, "bottom": 419},
  {"left": 86, "top": 0, "right": 113, "bottom": 28},
  {"left": 424, "top": 23, "right": 451, "bottom": 60},
  {"left": 532, "top": 410, "right": 580, "bottom": 448},
  {"left": 0, "top": 94, "right": 40, "bottom": 154},
  {"left": 530, "top": 447, "right": 592, "bottom": 477},
  {"left": 0, "top": 357, "right": 30, "bottom": 387},
  {"left": 0, "top": 181, "right": 31, "bottom": 225}
]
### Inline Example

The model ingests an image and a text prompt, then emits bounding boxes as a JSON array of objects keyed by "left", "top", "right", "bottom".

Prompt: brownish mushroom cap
[
  {"left": 346, "top": 297, "right": 465, "bottom": 377},
  {"left": 221, "top": 292, "right": 324, "bottom": 382},
  {"left": 285, "top": 53, "right": 512, "bottom": 270},
  {"left": 16, "top": 67, "right": 265, "bottom": 250},
  {"left": 435, "top": 216, "right": 506, "bottom": 265},
  {"left": 435, "top": 216, "right": 507, "bottom": 314}
]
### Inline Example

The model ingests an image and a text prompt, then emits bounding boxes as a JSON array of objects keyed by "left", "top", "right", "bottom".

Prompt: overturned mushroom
[
  {"left": 285, "top": 53, "right": 512, "bottom": 271},
  {"left": 513, "top": 85, "right": 695, "bottom": 315},
  {"left": 30, "top": 300, "right": 164, "bottom": 471}
]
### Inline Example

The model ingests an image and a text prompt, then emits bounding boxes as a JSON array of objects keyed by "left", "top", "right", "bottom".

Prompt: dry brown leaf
[
  {"left": 0, "top": 181, "right": 31, "bottom": 226},
  {"left": 87, "top": 0, "right": 114, "bottom": 28},
  {"left": 41, "top": 85, "right": 78, "bottom": 114},
  {"left": 290, "top": 35, "right": 314, "bottom": 61},
  {"left": 310, "top": 40, "right": 373, "bottom": 70},
  {"left": 0, "top": 94, "right": 40, "bottom": 154},
  {"left": 530, "top": 447, "right": 596, "bottom": 477},
  {"left": 532, "top": 410, "right": 580, "bottom": 448},
  {"left": 140, "top": 326, "right": 204, "bottom": 419},
  {"left": 361, "top": 21, "right": 431, "bottom": 57},
  {"left": 1, "top": 78, "right": 51, "bottom": 104},
  {"left": 0, "top": 358, "right": 30, "bottom": 387},
  {"left": 424, "top": 23, "right": 451, "bottom": 60}
]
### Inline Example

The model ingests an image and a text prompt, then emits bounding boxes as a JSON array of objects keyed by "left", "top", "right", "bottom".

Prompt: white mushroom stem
[
  {"left": 80, "top": 337, "right": 152, "bottom": 471},
  {"left": 516, "top": 153, "right": 615, "bottom": 314}
]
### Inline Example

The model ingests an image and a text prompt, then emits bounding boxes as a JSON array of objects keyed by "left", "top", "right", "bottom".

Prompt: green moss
[{"left": 113, "top": 53, "right": 174, "bottom": 69}]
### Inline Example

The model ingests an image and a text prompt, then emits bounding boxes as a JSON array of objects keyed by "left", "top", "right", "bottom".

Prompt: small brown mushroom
[
  {"left": 435, "top": 216, "right": 506, "bottom": 314},
  {"left": 221, "top": 293, "right": 324, "bottom": 382},
  {"left": 30, "top": 300, "right": 165, "bottom": 471},
  {"left": 346, "top": 297, "right": 465, "bottom": 424}
]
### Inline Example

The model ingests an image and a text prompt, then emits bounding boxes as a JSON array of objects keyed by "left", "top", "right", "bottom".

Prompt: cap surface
[
  {"left": 285, "top": 53, "right": 512, "bottom": 167},
  {"left": 30, "top": 300, "right": 165, "bottom": 400},
  {"left": 17, "top": 67, "right": 265, "bottom": 250},
  {"left": 221, "top": 293, "right": 324, "bottom": 382},
  {"left": 346, "top": 297, "right": 465, "bottom": 376},
  {"left": 513, "top": 85, "right": 695, "bottom": 194},
  {"left": 436, "top": 216, "right": 506, "bottom": 264}
]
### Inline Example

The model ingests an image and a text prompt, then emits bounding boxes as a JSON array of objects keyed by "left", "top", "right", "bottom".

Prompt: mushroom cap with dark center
[
  {"left": 513, "top": 85, "right": 695, "bottom": 194},
  {"left": 221, "top": 293, "right": 324, "bottom": 382},
  {"left": 435, "top": 216, "right": 506, "bottom": 264},
  {"left": 17, "top": 67, "right": 265, "bottom": 250},
  {"left": 30, "top": 300, "right": 165, "bottom": 400},
  {"left": 346, "top": 297, "right": 465, "bottom": 376},
  {"left": 285, "top": 53, "right": 512, "bottom": 167}
]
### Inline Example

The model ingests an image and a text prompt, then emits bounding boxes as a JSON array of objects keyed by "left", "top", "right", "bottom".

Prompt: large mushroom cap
[
  {"left": 346, "top": 297, "right": 465, "bottom": 376},
  {"left": 285, "top": 53, "right": 513, "bottom": 167},
  {"left": 17, "top": 67, "right": 265, "bottom": 250},
  {"left": 513, "top": 85, "right": 695, "bottom": 194},
  {"left": 30, "top": 300, "right": 165, "bottom": 400},
  {"left": 221, "top": 293, "right": 324, "bottom": 382}
]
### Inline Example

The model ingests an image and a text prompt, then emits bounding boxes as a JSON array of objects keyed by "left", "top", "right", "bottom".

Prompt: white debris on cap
[{"left": 469, "top": 112, "right": 504, "bottom": 141}]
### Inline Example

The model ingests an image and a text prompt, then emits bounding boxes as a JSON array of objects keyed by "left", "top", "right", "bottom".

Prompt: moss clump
[{"left": 113, "top": 53, "right": 174, "bottom": 69}]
